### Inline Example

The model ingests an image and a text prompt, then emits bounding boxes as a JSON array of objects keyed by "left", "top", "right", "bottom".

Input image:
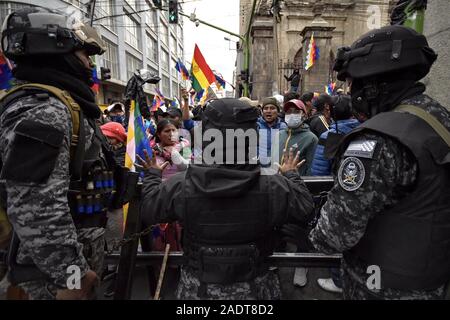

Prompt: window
[
  {"left": 177, "top": 25, "right": 183, "bottom": 42},
  {"left": 145, "top": 10, "right": 157, "bottom": 28},
  {"left": 126, "top": 53, "right": 142, "bottom": 81},
  {"left": 95, "top": 0, "right": 115, "bottom": 32},
  {"left": 178, "top": 45, "right": 183, "bottom": 57},
  {"left": 102, "top": 38, "right": 119, "bottom": 79},
  {"left": 170, "top": 35, "right": 177, "bottom": 54},
  {"left": 172, "top": 80, "right": 178, "bottom": 96},
  {"left": 161, "top": 48, "right": 169, "bottom": 71},
  {"left": 0, "top": 2, "right": 34, "bottom": 25},
  {"left": 162, "top": 75, "right": 170, "bottom": 97},
  {"left": 146, "top": 33, "right": 158, "bottom": 63},
  {"left": 124, "top": 14, "right": 140, "bottom": 49},
  {"left": 160, "top": 20, "right": 168, "bottom": 45},
  {"left": 162, "top": 0, "right": 169, "bottom": 19},
  {"left": 171, "top": 58, "right": 178, "bottom": 79}
]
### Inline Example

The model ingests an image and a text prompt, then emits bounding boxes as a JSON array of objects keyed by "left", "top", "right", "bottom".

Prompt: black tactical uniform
[{"left": 141, "top": 98, "right": 314, "bottom": 299}]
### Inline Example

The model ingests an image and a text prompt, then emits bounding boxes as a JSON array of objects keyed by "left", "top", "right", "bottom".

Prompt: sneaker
[
  {"left": 293, "top": 267, "right": 308, "bottom": 287},
  {"left": 317, "top": 278, "right": 343, "bottom": 294}
]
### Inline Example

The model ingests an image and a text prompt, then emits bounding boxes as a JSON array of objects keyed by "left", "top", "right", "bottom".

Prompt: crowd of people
[
  {"left": 1, "top": 7, "right": 449, "bottom": 302},
  {"left": 98, "top": 78, "right": 360, "bottom": 296}
]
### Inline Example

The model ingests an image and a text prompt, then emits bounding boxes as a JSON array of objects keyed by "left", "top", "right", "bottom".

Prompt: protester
[
  {"left": 106, "top": 102, "right": 126, "bottom": 127},
  {"left": 284, "top": 69, "right": 300, "bottom": 92},
  {"left": 311, "top": 95, "right": 360, "bottom": 176},
  {"left": 300, "top": 92, "right": 314, "bottom": 118},
  {"left": 279, "top": 99, "right": 318, "bottom": 176},
  {"left": 257, "top": 97, "right": 286, "bottom": 167},
  {"left": 310, "top": 94, "right": 360, "bottom": 294},
  {"left": 100, "top": 121, "right": 127, "bottom": 166},
  {"left": 308, "top": 94, "right": 333, "bottom": 138}
]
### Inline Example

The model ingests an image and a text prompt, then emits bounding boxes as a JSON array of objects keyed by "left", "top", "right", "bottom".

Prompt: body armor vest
[
  {"left": 340, "top": 104, "right": 450, "bottom": 290},
  {"left": 0, "top": 84, "right": 119, "bottom": 285},
  {"left": 182, "top": 168, "right": 276, "bottom": 286}
]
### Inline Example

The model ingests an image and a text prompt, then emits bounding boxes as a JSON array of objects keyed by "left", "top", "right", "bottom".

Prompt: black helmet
[
  {"left": 202, "top": 98, "right": 259, "bottom": 132},
  {"left": 201, "top": 98, "right": 259, "bottom": 166},
  {"left": 1, "top": 7, "right": 106, "bottom": 60},
  {"left": 333, "top": 25, "right": 437, "bottom": 82}
]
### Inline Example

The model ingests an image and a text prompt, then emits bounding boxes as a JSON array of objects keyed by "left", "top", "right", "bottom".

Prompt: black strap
[{"left": 70, "top": 111, "right": 85, "bottom": 181}]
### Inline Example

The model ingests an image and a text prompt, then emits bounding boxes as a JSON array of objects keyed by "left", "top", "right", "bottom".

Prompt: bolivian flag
[{"left": 190, "top": 44, "right": 216, "bottom": 92}]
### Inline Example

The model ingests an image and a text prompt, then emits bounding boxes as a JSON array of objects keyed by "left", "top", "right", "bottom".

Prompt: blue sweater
[
  {"left": 311, "top": 119, "right": 361, "bottom": 176},
  {"left": 257, "top": 117, "right": 287, "bottom": 166}
]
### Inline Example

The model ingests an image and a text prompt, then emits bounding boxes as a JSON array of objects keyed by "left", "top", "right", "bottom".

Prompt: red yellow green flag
[{"left": 191, "top": 44, "right": 216, "bottom": 91}]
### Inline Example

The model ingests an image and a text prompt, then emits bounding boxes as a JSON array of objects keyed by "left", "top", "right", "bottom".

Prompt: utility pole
[
  {"left": 242, "top": 0, "right": 258, "bottom": 98},
  {"left": 89, "top": 0, "right": 97, "bottom": 26},
  {"left": 272, "top": 0, "right": 280, "bottom": 95}
]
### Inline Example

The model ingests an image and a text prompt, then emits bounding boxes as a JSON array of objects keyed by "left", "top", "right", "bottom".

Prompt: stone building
[{"left": 239, "top": 0, "right": 396, "bottom": 100}]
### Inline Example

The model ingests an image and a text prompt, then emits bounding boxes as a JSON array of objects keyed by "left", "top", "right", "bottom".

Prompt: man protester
[
  {"left": 284, "top": 69, "right": 301, "bottom": 93},
  {"left": 0, "top": 7, "right": 122, "bottom": 299},
  {"left": 300, "top": 92, "right": 314, "bottom": 119},
  {"left": 308, "top": 94, "right": 333, "bottom": 138},
  {"left": 257, "top": 97, "right": 287, "bottom": 167},
  {"left": 138, "top": 98, "right": 314, "bottom": 299},
  {"left": 286, "top": 25, "right": 450, "bottom": 299}
]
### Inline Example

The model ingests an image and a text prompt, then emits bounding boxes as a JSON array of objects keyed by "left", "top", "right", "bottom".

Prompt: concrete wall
[{"left": 423, "top": 0, "right": 450, "bottom": 109}]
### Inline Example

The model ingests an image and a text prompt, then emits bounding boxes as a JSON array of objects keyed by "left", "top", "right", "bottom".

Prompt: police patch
[
  {"left": 344, "top": 140, "right": 377, "bottom": 159},
  {"left": 338, "top": 157, "right": 366, "bottom": 191}
]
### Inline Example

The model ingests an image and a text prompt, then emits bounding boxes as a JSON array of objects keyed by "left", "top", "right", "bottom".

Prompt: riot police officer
[
  {"left": 138, "top": 98, "right": 314, "bottom": 299},
  {"left": 0, "top": 7, "right": 121, "bottom": 299},
  {"left": 306, "top": 25, "right": 450, "bottom": 299}
]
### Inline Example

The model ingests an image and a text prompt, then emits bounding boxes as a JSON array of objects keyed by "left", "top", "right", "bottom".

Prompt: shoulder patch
[
  {"left": 338, "top": 157, "right": 366, "bottom": 192},
  {"left": 343, "top": 140, "right": 377, "bottom": 159}
]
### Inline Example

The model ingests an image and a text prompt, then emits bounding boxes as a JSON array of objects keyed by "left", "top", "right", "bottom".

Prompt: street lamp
[{"left": 224, "top": 37, "right": 237, "bottom": 51}]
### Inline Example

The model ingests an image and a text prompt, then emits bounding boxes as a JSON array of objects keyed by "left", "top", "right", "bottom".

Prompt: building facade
[
  {"left": 239, "top": 0, "right": 395, "bottom": 100},
  {"left": 0, "top": 0, "right": 187, "bottom": 106}
]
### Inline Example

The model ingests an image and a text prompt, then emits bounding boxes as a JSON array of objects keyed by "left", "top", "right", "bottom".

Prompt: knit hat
[
  {"left": 101, "top": 122, "right": 127, "bottom": 143},
  {"left": 261, "top": 97, "right": 280, "bottom": 111}
]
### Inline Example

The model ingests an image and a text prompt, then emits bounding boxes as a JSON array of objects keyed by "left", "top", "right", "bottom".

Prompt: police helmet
[
  {"left": 202, "top": 98, "right": 259, "bottom": 132},
  {"left": 333, "top": 25, "right": 437, "bottom": 82},
  {"left": 1, "top": 7, "right": 105, "bottom": 60}
]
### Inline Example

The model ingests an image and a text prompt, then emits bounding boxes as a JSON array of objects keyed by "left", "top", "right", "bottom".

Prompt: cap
[
  {"left": 283, "top": 99, "right": 307, "bottom": 113},
  {"left": 167, "top": 107, "right": 182, "bottom": 118},
  {"left": 101, "top": 122, "right": 127, "bottom": 143}
]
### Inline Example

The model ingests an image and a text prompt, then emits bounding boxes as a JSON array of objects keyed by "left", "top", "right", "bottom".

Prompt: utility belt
[{"left": 185, "top": 240, "right": 270, "bottom": 285}]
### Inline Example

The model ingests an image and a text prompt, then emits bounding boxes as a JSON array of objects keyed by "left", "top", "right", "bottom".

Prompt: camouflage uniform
[
  {"left": 176, "top": 267, "right": 281, "bottom": 300},
  {"left": 309, "top": 94, "right": 450, "bottom": 300},
  {"left": 0, "top": 95, "right": 105, "bottom": 300}
]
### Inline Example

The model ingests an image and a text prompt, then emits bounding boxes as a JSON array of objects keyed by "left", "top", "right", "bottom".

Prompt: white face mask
[{"left": 285, "top": 113, "right": 303, "bottom": 128}]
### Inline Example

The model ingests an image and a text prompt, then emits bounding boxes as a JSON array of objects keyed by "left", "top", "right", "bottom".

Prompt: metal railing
[{"left": 111, "top": 176, "right": 338, "bottom": 300}]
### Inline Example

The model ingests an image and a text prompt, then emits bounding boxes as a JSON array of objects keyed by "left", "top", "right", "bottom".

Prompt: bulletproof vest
[
  {"left": 340, "top": 104, "right": 450, "bottom": 290},
  {"left": 0, "top": 83, "right": 121, "bottom": 285},
  {"left": 182, "top": 169, "right": 275, "bottom": 286}
]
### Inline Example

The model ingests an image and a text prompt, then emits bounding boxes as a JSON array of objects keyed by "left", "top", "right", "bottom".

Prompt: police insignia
[
  {"left": 338, "top": 157, "right": 366, "bottom": 191},
  {"left": 344, "top": 140, "right": 377, "bottom": 159}
]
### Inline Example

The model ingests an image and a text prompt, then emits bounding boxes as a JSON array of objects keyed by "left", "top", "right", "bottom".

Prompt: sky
[{"left": 182, "top": 0, "right": 239, "bottom": 91}]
